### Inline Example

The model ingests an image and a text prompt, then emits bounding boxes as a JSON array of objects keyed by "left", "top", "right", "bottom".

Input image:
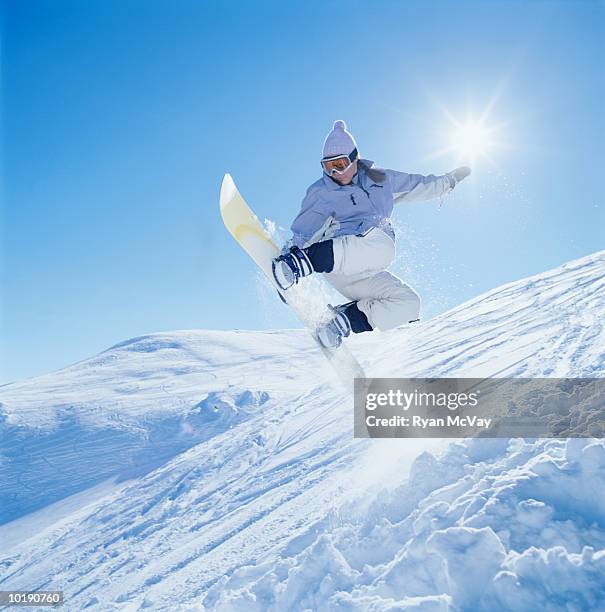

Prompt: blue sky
[{"left": 2, "top": 0, "right": 604, "bottom": 383}]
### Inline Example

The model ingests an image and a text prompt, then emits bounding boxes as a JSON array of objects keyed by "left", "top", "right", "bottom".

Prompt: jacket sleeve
[
  {"left": 385, "top": 169, "right": 454, "bottom": 203},
  {"left": 290, "top": 187, "right": 332, "bottom": 247}
]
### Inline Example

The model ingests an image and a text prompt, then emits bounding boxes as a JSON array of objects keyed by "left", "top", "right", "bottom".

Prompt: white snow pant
[{"left": 324, "top": 228, "right": 420, "bottom": 331}]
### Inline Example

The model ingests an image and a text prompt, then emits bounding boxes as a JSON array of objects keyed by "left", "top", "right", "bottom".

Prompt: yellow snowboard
[{"left": 219, "top": 174, "right": 365, "bottom": 384}]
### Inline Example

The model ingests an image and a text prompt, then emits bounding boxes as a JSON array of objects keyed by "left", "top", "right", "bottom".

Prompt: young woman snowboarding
[{"left": 272, "top": 120, "right": 471, "bottom": 348}]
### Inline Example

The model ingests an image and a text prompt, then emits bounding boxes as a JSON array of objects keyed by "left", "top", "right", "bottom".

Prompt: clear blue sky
[{"left": 2, "top": 0, "right": 604, "bottom": 383}]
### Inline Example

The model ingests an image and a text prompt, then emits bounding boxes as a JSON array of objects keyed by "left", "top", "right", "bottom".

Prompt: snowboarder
[{"left": 272, "top": 120, "right": 471, "bottom": 348}]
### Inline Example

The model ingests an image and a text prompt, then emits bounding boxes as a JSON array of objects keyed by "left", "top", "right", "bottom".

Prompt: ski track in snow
[{"left": 0, "top": 250, "right": 604, "bottom": 611}]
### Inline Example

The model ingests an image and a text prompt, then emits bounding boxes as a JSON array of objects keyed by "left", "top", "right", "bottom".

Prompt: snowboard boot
[
  {"left": 316, "top": 304, "right": 352, "bottom": 349},
  {"left": 316, "top": 301, "right": 373, "bottom": 348},
  {"left": 272, "top": 245, "right": 314, "bottom": 290},
  {"left": 272, "top": 240, "right": 334, "bottom": 291}
]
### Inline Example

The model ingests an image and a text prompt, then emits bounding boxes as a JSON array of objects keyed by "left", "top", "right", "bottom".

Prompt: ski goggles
[{"left": 321, "top": 148, "right": 358, "bottom": 176}]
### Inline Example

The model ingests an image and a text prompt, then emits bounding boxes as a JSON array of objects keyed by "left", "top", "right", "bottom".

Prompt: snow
[{"left": 0, "top": 250, "right": 604, "bottom": 610}]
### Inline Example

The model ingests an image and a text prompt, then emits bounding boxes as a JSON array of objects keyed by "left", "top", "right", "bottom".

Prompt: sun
[
  {"left": 449, "top": 120, "right": 492, "bottom": 158},
  {"left": 442, "top": 115, "right": 503, "bottom": 168},
  {"left": 418, "top": 85, "right": 513, "bottom": 170},
  {"left": 421, "top": 110, "right": 504, "bottom": 168}
]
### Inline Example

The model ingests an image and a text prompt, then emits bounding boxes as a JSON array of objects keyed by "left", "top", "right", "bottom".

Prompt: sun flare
[
  {"left": 449, "top": 121, "right": 492, "bottom": 158},
  {"left": 420, "top": 85, "right": 512, "bottom": 170}
]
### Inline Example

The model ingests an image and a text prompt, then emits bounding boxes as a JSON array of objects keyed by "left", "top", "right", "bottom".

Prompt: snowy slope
[{"left": 1, "top": 250, "right": 604, "bottom": 611}]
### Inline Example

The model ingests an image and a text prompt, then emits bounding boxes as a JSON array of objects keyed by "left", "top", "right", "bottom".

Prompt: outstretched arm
[{"left": 387, "top": 166, "right": 471, "bottom": 203}]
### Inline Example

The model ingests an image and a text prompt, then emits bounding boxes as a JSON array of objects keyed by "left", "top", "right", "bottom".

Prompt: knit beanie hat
[{"left": 322, "top": 120, "right": 358, "bottom": 159}]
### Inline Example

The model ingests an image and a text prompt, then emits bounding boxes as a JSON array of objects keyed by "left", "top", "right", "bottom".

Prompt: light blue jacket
[{"left": 290, "top": 159, "right": 454, "bottom": 247}]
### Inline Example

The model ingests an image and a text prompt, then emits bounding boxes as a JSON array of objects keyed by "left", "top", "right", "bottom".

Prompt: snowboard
[{"left": 219, "top": 174, "right": 366, "bottom": 384}]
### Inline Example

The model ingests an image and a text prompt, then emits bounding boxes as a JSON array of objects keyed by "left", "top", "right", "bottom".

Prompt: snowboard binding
[
  {"left": 272, "top": 246, "right": 314, "bottom": 290},
  {"left": 315, "top": 304, "right": 352, "bottom": 349}
]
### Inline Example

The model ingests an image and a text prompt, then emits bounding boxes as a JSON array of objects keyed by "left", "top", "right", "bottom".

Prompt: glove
[{"left": 447, "top": 166, "right": 471, "bottom": 187}]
